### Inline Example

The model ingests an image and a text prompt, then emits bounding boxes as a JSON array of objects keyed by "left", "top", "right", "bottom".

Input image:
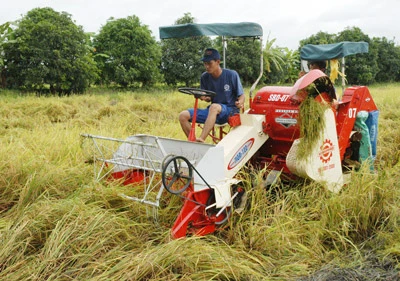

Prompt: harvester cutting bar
[
  {"left": 82, "top": 133, "right": 162, "bottom": 180},
  {"left": 81, "top": 133, "right": 215, "bottom": 208}
]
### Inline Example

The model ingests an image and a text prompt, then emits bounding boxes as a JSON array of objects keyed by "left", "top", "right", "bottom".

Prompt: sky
[{"left": 1, "top": 0, "right": 400, "bottom": 50}]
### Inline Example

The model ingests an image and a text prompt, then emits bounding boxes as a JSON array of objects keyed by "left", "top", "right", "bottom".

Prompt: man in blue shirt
[{"left": 179, "top": 48, "right": 245, "bottom": 142}]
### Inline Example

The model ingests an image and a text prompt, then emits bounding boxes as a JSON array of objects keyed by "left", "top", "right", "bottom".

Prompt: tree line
[{"left": 1, "top": 8, "right": 399, "bottom": 95}]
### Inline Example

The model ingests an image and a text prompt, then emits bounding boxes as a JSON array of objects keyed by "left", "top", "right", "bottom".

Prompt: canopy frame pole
[
  {"left": 341, "top": 57, "right": 345, "bottom": 97},
  {"left": 249, "top": 36, "right": 263, "bottom": 108},
  {"left": 222, "top": 36, "right": 227, "bottom": 68}
]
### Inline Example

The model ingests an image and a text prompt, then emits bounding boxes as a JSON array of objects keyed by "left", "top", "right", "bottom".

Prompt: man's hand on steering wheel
[{"left": 200, "top": 95, "right": 211, "bottom": 102}]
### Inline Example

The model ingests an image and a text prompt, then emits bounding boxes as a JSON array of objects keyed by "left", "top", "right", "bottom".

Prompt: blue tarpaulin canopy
[
  {"left": 159, "top": 22, "right": 263, "bottom": 39},
  {"left": 300, "top": 41, "right": 369, "bottom": 61}
]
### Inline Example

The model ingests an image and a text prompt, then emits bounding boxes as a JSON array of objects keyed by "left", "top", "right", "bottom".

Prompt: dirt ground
[{"left": 297, "top": 255, "right": 400, "bottom": 281}]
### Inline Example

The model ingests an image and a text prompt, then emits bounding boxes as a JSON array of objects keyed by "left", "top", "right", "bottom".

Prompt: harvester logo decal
[
  {"left": 228, "top": 138, "right": 254, "bottom": 170},
  {"left": 319, "top": 139, "right": 334, "bottom": 163},
  {"left": 275, "top": 109, "right": 298, "bottom": 128}
]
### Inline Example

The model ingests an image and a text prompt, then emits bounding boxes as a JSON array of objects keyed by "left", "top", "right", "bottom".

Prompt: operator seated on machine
[
  {"left": 298, "top": 60, "right": 338, "bottom": 105},
  {"left": 298, "top": 60, "right": 327, "bottom": 78},
  {"left": 178, "top": 48, "right": 245, "bottom": 143}
]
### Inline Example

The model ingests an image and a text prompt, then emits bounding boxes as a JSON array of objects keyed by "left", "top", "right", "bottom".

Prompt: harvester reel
[
  {"left": 178, "top": 87, "right": 216, "bottom": 99},
  {"left": 161, "top": 155, "right": 193, "bottom": 194}
]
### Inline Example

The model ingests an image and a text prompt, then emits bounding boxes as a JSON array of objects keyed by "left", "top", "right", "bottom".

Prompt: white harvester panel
[
  {"left": 112, "top": 134, "right": 214, "bottom": 173},
  {"left": 193, "top": 114, "right": 269, "bottom": 207},
  {"left": 286, "top": 109, "right": 344, "bottom": 192}
]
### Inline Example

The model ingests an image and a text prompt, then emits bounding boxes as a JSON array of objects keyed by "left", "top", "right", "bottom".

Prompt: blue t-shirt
[{"left": 200, "top": 69, "right": 244, "bottom": 108}]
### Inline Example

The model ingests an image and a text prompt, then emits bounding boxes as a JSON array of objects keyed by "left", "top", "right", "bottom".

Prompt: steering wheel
[
  {"left": 161, "top": 155, "right": 193, "bottom": 194},
  {"left": 178, "top": 87, "right": 216, "bottom": 99}
]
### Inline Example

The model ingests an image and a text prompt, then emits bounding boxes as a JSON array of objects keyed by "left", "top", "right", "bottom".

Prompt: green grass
[{"left": 0, "top": 84, "right": 399, "bottom": 280}]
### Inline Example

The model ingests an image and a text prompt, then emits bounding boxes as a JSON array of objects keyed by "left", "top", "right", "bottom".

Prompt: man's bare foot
[{"left": 195, "top": 138, "right": 205, "bottom": 143}]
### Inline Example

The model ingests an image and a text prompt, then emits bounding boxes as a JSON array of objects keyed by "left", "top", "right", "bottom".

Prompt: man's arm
[{"left": 235, "top": 94, "right": 245, "bottom": 109}]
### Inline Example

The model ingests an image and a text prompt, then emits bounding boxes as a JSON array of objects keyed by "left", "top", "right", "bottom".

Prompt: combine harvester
[{"left": 82, "top": 23, "right": 379, "bottom": 238}]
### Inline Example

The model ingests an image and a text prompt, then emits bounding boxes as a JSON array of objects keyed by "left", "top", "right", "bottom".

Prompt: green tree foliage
[
  {"left": 297, "top": 27, "right": 400, "bottom": 85},
  {"left": 371, "top": 36, "right": 400, "bottom": 82},
  {"left": 0, "top": 22, "right": 12, "bottom": 88},
  {"left": 3, "top": 8, "right": 98, "bottom": 94},
  {"left": 282, "top": 47, "right": 301, "bottom": 83},
  {"left": 94, "top": 15, "right": 161, "bottom": 87},
  {"left": 299, "top": 31, "right": 336, "bottom": 46},
  {"left": 160, "top": 13, "right": 211, "bottom": 86},
  {"left": 222, "top": 39, "right": 262, "bottom": 86},
  {"left": 265, "top": 47, "right": 300, "bottom": 84},
  {"left": 262, "top": 37, "right": 286, "bottom": 84},
  {"left": 337, "top": 27, "right": 377, "bottom": 85}
]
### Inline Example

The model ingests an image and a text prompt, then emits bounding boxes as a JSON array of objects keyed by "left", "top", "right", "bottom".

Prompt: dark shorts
[{"left": 188, "top": 104, "right": 238, "bottom": 124}]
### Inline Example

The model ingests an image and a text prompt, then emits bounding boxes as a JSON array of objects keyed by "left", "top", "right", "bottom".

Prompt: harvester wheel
[
  {"left": 161, "top": 154, "right": 176, "bottom": 170},
  {"left": 161, "top": 156, "right": 193, "bottom": 194},
  {"left": 178, "top": 87, "right": 216, "bottom": 99}
]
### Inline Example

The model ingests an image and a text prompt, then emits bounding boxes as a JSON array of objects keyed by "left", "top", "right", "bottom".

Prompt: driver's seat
[
  {"left": 197, "top": 122, "right": 229, "bottom": 144},
  {"left": 197, "top": 113, "right": 241, "bottom": 144}
]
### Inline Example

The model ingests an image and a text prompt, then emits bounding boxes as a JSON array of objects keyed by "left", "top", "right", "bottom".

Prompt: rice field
[{"left": 0, "top": 84, "right": 399, "bottom": 280}]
